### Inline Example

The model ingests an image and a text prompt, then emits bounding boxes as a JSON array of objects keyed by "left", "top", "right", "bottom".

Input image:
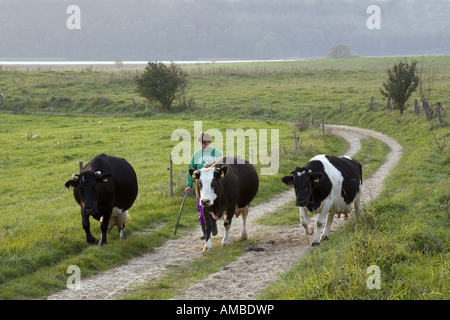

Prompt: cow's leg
[
  {"left": 299, "top": 207, "right": 314, "bottom": 235},
  {"left": 118, "top": 224, "right": 127, "bottom": 240},
  {"left": 99, "top": 213, "right": 111, "bottom": 245},
  {"left": 240, "top": 205, "right": 249, "bottom": 240},
  {"left": 118, "top": 211, "right": 128, "bottom": 240},
  {"left": 322, "top": 213, "right": 335, "bottom": 241},
  {"left": 312, "top": 202, "right": 331, "bottom": 246},
  {"left": 222, "top": 210, "right": 234, "bottom": 246},
  {"left": 81, "top": 213, "right": 97, "bottom": 244},
  {"left": 202, "top": 208, "right": 213, "bottom": 252}
]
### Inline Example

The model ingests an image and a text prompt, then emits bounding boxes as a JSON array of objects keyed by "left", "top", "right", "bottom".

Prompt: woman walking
[{"left": 185, "top": 132, "right": 222, "bottom": 239}]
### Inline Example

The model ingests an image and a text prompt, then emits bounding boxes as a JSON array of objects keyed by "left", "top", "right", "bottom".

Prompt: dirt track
[{"left": 47, "top": 125, "right": 403, "bottom": 300}]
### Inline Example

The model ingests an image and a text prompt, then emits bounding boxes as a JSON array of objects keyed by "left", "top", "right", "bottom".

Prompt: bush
[
  {"left": 135, "top": 62, "right": 188, "bottom": 110},
  {"left": 380, "top": 58, "right": 420, "bottom": 115}
]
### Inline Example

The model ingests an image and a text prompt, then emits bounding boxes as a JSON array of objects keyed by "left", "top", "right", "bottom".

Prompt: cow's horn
[
  {"left": 72, "top": 173, "right": 79, "bottom": 179},
  {"left": 95, "top": 171, "right": 102, "bottom": 177}
]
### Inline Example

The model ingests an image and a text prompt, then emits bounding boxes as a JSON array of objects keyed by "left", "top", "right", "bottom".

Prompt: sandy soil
[{"left": 47, "top": 124, "right": 402, "bottom": 300}]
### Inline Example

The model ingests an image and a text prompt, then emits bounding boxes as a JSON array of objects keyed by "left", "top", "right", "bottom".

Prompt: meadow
[{"left": 0, "top": 55, "right": 449, "bottom": 299}]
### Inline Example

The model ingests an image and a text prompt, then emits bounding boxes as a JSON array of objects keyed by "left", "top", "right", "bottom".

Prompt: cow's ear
[
  {"left": 310, "top": 172, "right": 323, "bottom": 183},
  {"left": 281, "top": 175, "right": 294, "bottom": 185},
  {"left": 65, "top": 179, "right": 78, "bottom": 189},
  {"left": 189, "top": 168, "right": 201, "bottom": 180},
  {"left": 97, "top": 173, "right": 112, "bottom": 183},
  {"left": 215, "top": 166, "right": 227, "bottom": 179}
]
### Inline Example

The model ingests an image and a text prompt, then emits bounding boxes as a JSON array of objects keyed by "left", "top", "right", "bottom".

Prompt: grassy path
[{"left": 47, "top": 124, "right": 401, "bottom": 300}]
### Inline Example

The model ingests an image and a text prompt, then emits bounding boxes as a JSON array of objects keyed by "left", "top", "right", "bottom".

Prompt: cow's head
[
  {"left": 65, "top": 171, "right": 111, "bottom": 215},
  {"left": 189, "top": 165, "right": 228, "bottom": 207},
  {"left": 281, "top": 167, "right": 323, "bottom": 207}
]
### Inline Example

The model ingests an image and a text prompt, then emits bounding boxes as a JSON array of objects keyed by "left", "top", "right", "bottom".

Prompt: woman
[{"left": 185, "top": 132, "right": 222, "bottom": 239}]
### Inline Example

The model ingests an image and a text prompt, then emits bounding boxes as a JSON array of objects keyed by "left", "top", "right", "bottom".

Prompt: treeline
[{"left": 0, "top": 0, "right": 449, "bottom": 61}]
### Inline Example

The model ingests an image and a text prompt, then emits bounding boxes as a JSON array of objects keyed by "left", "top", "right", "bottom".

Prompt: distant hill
[{"left": 1, "top": 0, "right": 449, "bottom": 61}]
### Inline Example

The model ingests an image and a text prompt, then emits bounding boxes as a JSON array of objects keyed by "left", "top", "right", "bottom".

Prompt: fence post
[
  {"left": 0, "top": 93, "right": 3, "bottom": 105},
  {"left": 169, "top": 155, "right": 173, "bottom": 197},
  {"left": 386, "top": 97, "right": 391, "bottom": 110},
  {"left": 79, "top": 161, "right": 83, "bottom": 171},
  {"left": 436, "top": 102, "right": 443, "bottom": 126},
  {"left": 293, "top": 130, "right": 299, "bottom": 151},
  {"left": 369, "top": 97, "right": 374, "bottom": 110}
]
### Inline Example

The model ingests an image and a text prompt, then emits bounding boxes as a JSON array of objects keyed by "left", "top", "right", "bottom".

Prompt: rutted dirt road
[{"left": 47, "top": 125, "right": 403, "bottom": 300}]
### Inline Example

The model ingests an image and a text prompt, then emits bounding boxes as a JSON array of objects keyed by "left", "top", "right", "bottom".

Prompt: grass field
[
  {"left": 0, "top": 113, "right": 344, "bottom": 299},
  {"left": 0, "top": 55, "right": 449, "bottom": 299}
]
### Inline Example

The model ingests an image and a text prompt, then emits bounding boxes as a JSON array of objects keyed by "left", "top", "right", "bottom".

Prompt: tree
[
  {"left": 135, "top": 62, "right": 188, "bottom": 110},
  {"left": 380, "top": 59, "right": 420, "bottom": 115},
  {"left": 326, "top": 44, "right": 357, "bottom": 59}
]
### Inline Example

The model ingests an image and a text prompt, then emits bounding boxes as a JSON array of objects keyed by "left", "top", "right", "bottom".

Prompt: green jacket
[{"left": 186, "top": 147, "right": 222, "bottom": 187}]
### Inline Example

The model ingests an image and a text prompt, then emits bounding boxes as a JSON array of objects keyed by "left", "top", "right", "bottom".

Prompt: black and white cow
[
  {"left": 65, "top": 153, "right": 138, "bottom": 245},
  {"left": 282, "top": 154, "right": 362, "bottom": 246},
  {"left": 189, "top": 156, "right": 259, "bottom": 251}
]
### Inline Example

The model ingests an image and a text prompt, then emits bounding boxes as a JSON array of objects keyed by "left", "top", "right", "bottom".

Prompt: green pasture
[{"left": 0, "top": 55, "right": 449, "bottom": 299}]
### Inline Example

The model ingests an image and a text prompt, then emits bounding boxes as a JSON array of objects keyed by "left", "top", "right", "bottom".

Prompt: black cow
[
  {"left": 189, "top": 156, "right": 259, "bottom": 251},
  {"left": 282, "top": 154, "right": 362, "bottom": 246},
  {"left": 65, "top": 153, "right": 138, "bottom": 245}
]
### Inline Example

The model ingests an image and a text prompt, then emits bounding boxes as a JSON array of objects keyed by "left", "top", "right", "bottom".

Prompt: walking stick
[{"left": 174, "top": 192, "right": 189, "bottom": 235}]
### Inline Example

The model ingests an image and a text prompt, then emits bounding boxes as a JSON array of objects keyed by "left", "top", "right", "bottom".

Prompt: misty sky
[{"left": 0, "top": 0, "right": 449, "bottom": 61}]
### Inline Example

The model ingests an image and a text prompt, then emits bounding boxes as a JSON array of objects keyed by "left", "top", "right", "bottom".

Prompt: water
[{"left": 0, "top": 59, "right": 303, "bottom": 66}]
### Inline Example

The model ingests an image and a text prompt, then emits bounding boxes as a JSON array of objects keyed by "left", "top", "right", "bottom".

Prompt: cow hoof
[
  {"left": 311, "top": 241, "right": 320, "bottom": 247},
  {"left": 87, "top": 237, "right": 98, "bottom": 245},
  {"left": 202, "top": 245, "right": 212, "bottom": 252},
  {"left": 203, "top": 239, "right": 212, "bottom": 252}
]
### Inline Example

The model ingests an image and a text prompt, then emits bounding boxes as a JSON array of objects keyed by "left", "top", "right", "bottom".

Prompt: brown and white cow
[
  {"left": 189, "top": 156, "right": 259, "bottom": 251},
  {"left": 282, "top": 154, "right": 362, "bottom": 246}
]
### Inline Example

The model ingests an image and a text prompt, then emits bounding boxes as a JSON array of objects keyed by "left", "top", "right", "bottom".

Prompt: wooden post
[
  {"left": 293, "top": 130, "right": 299, "bottom": 151},
  {"left": 79, "top": 161, "right": 83, "bottom": 171},
  {"left": 369, "top": 97, "right": 374, "bottom": 110},
  {"left": 436, "top": 102, "right": 443, "bottom": 126},
  {"left": 386, "top": 97, "right": 391, "bottom": 109},
  {"left": 169, "top": 155, "right": 173, "bottom": 197},
  {"left": 0, "top": 93, "right": 3, "bottom": 105}
]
